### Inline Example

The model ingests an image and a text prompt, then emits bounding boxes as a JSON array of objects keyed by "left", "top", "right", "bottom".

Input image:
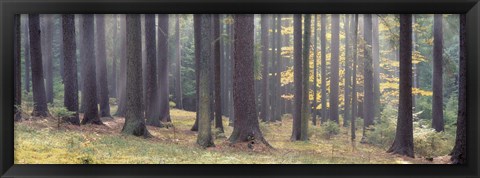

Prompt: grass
[{"left": 14, "top": 108, "right": 442, "bottom": 164}]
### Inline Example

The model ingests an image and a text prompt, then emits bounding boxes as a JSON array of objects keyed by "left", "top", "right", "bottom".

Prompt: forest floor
[{"left": 14, "top": 109, "right": 452, "bottom": 164}]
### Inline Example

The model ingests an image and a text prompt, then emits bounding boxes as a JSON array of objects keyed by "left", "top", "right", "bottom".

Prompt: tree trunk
[
  {"left": 351, "top": 14, "right": 359, "bottom": 141},
  {"left": 275, "top": 14, "right": 283, "bottom": 122},
  {"left": 330, "top": 14, "right": 340, "bottom": 124},
  {"left": 115, "top": 15, "right": 127, "bottom": 117},
  {"left": 320, "top": 14, "right": 328, "bottom": 124},
  {"left": 300, "top": 14, "right": 311, "bottom": 141},
  {"left": 157, "top": 14, "right": 171, "bottom": 123},
  {"left": 80, "top": 14, "right": 103, "bottom": 125},
  {"left": 270, "top": 15, "right": 277, "bottom": 122},
  {"left": 260, "top": 14, "right": 270, "bottom": 122},
  {"left": 450, "top": 13, "right": 466, "bottom": 164},
  {"left": 197, "top": 14, "right": 215, "bottom": 148},
  {"left": 312, "top": 15, "right": 318, "bottom": 126},
  {"left": 23, "top": 15, "right": 31, "bottom": 94},
  {"left": 213, "top": 14, "right": 224, "bottom": 133},
  {"left": 191, "top": 15, "right": 201, "bottom": 132},
  {"left": 361, "top": 14, "right": 374, "bottom": 143},
  {"left": 344, "top": 15, "right": 351, "bottom": 127},
  {"left": 372, "top": 15, "right": 381, "bottom": 120},
  {"left": 62, "top": 14, "right": 80, "bottom": 125},
  {"left": 291, "top": 14, "right": 302, "bottom": 141},
  {"left": 174, "top": 15, "right": 183, "bottom": 109},
  {"left": 121, "top": 14, "right": 151, "bottom": 137},
  {"left": 42, "top": 15, "right": 54, "bottom": 104},
  {"left": 111, "top": 15, "right": 118, "bottom": 98},
  {"left": 229, "top": 14, "right": 270, "bottom": 147},
  {"left": 29, "top": 14, "right": 50, "bottom": 117},
  {"left": 95, "top": 14, "right": 111, "bottom": 118},
  {"left": 14, "top": 15, "right": 22, "bottom": 121},
  {"left": 144, "top": 14, "right": 161, "bottom": 127},
  {"left": 432, "top": 14, "right": 444, "bottom": 132},
  {"left": 387, "top": 14, "right": 414, "bottom": 158}
]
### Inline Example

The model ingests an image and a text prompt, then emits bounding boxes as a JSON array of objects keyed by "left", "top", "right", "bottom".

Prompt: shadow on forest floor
[{"left": 14, "top": 108, "right": 451, "bottom": 164}]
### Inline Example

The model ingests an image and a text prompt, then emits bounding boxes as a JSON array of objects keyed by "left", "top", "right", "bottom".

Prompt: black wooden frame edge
[{"left": 0, "top": 0, "right": 479, "bottom": 177}]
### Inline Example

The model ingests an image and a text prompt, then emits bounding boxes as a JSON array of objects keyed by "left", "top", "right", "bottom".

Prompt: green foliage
[
  {"left": 444, "top": 93, "right": 458, "bottom": 134},
  {"left": 416, "top": 95, "right": 432, "bottom": 121},
  {"left": 320, "top": 121, "right": 340, "bottom": 139},
  {"left": 49, "top": 106, "right": 76, "bottom": 119},
  {"left": 413, "top": 128, "right": 454, "bottom": 158}
]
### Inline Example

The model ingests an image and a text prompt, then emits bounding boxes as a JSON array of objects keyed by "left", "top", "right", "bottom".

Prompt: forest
[{"left": 13, "top": 14, "right": 466, "bottom": 164}]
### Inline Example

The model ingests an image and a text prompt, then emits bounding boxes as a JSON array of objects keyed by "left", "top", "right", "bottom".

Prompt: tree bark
[
  {"left": 62, "top": 14, "right": 80, "bottom": 125},
  {"left": 330, "top": 14, "right": 340, "bottom": 124},
  {"left": 144, "top": 14, "right": 161, "bottom": 127},
  {"left": 111, "top": 15, "right": 118, "bottom": 98},
  {"left": 432, "top": 14, "right": 444, "bottom": 132},
  {"left": 320, "top": 14, "right": 328, "bottom": 124},
  {"left": 29, "top": 14, "right": 50, "bottom": 117},
  {"left": 42, "top": 15, "right": 54, "bottom": 104},
  {"left": 157, "top": 14, "right": 171, "bottom": 123},
  {"left": 301, "top": 14, "right": 311, "bottom": 141},
  {"left": 14, "top": 15, "right": 22, "bottom": 121},
  {"left": 344, "top": 15, "right": 351, "bottom": 127},
  {"left": 197, "top": 14, "right": 215, "bottom": 148},
  {"left": 23, "top": 15, "right": 31, "bottom": 94},
  {"left": 387, "top": 14, "right": 414, "bottom": 158},
  {"left": 121, "top": 14, "right": 151, "bottom": 137},
  {"left": 260, "top": 14, "right": 270, "bottom": 122},
  {"left": 291, "top": 14, "right": 302, "bottom": 141},
  {"left": 372, "top": 15, "right": 381, "bottom": 120},
  {"left": 275, "top": 14, "right": 283, "bottom": 122},
  {"left": 115, "top": 15, "right": 127, "bottom": 117},
  {"left": 80, "top": 14, "right": 103, "bottom": 125},
  {"left": 361, "top": 14, "right": 374, "bottom": 143},
  {"left": 450, "top": 13, "right": 466, "bottom": 164},
  {"left": 229, "top": 14, "right": 270, "bottom": 147},
  {"left": 213, "top": 14, "right": 224, "bottom": 133},
  {"left": 312, "top": 15, "right": 318, "bottom": 126},
  {"left": 351, "top": 14, "right": 359, "bottom": 141},
  {"left": 174, "top": 15, "right": 183, "bottom": 109},
  {"left": 95, "top": 14, "right": 111, "bottom": 118},
  {"left": 191, "top": 14, "right": 201, "bottom": 131}
]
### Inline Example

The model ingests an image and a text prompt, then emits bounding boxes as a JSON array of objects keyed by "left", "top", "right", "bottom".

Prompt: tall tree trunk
[
  {"left": 260, "top": 14, "right": 270, "bottom": 122},
  {"left": 62, "top": 14, "right": 80, "bottom": 125},
  {"left": 350, "top": 14, "right": 359, "bottom": 141},
  {"left": 450, "top": 13, "right": 466, "bottom": 164},
  {"left": 174, "top": 15, "right": 183, "bottom": 109},
  {"left": 300, "top": 14, "right": 311, "bottom": 141},
  {"left": 344, "top": 15, "right": 351, "bottom": 127},
  {"left": 158, "top": 14, "right": 171, "bottom": 123},
  {"left": 121, "top": 14, "right": 151, "bottom": 137},
  {"left": 320, "top": 14, "right": 328, "bottom": 124},
  {"left": 29, "top": 14, "right": 50, "bottom": 117},
  {"left": 144, "top": 14, "right": 161, "bottom": 127},
  {"left": 95, "top": 14, "right": 111, "bottom": 118},
  {"left": 312, "top": 15, "right": 318, "bottom": 126},
  {"left": 197, "top": 14, "right": 215, "bottom": 148},
  {"left": 387, "top": 14, "right": 414, "bottom": 158},
  {"left": 78, "top": 15, "right": 86, "bottom": 113},
  {"left": 372, "top": 15, "right": 381, "bottom": 120},
  {"left": 229, "top": 14, "right": 270, "bottom": 147},
  {"left": 23, "top": 15, "right": 31, "bottom": 93},
  {"left": 213, "top": 14, "right": 224, "bottom": 133},
  {"left": 291, "top": 14, "right": 302, "bottom": 141},
  {"left": 270, "top": 15, "right": 277, "bottom": 122},
  {"left": 191, "top": 15, "right": 201, "bottom": 131},
  {"left": 275, "top": 14, "right": 283, "bottom": 121},
  {"left": 330, "top": 14, "right": 340, "bottom": 124},
  {"left": 42, "top": 15, "right": 54, "bottom": 104},
  {"left": 228, "top": 16, "right": 235, "bottom": 126},
  {"left": 361, "top": 14, "right": 374, "bottom": 143},
  {"left": 432, "top": 14, "right": 444, "bottom": 132},
  {"left": 111, "top": 15, "right": 118, "bottom": 98},
  {"left": 115, "top": 15, "right": 127, "bottom": 117},
  {"left": 80, "top": 14, "right": 103, "bottom": 125},
  {"left": 14, "top": 15, "right": 22, "bottom": 121}
]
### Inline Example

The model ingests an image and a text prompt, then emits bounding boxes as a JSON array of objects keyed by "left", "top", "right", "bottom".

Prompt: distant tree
[
  {"left": 260, "top": 14, "right": 270, "bottom": 122},
  {"left": 62, "top": 14, "right": 80, "bottom": 125},
  {"left": 350, "top": 14, "right": 359, "bottom": 141},
  {"left": 291, "top": 14, "right": 302, "bottom": 141},
  {"left": 361, "top": 14, "right": 374, "bottom": 143},
  {"left": 229, "top": 14, "right": 270, "bottom": 147},
  {"left": 191, "top": 15, "right": 201, "bottom": 132},
  {"left": 300, "top": 14, "right": 311, "bottom": 141},
  {"left": 270, "top": 15, "right": 277, "bottom": 122},
  {"left": 213, "top": 14, "right": 224, "bottom": 133},
  {"left": 23, "top": 15, "right": 31, "bottom": 93},
  {"left": 121, "top": 14, "right": 151, "bottom": 137},
  {"left": 95, "top": 14, "right": 112, "bottom": 118},
  {"left": 197, "top": 14, "right": 215, "bottom": 148},
  {"left": 29, "top": 14, "right": 50, "bottom": 117},
  {"left": 115, "top": 15, "right": 127, "bottom": 117},
  {"left": 174, "top": 15, "right": 183, "bottom": 109},
  {"left": 330, "top": 14, "right": 340, "bottom": 124},
  {"left": 387, "top": 14, "right": 414, "bottom": 158},
  {"left": 450, "top": 13, "right": 466, "bottom": 164},
  {"left": 42, "top": 15, "right": 54, "bottom": 104},
  {"left": 372, "top": 15, "right": 381, "bottom": 120},
  {"left": 274, "top": 14, "right": 283, "bottom": 122},
  {"left": 110, "top": 15, "right": 118, "bottom": 98},
  {"left": 320, "top": 14, "right": 328, "bottom": 123},
  {"left": 157, "top": 14, "right": 171, "bottom": 123},
  {"left": 432, "top": 14, "right": 444, "bottom": 132},
  {"left": 80, "top": 14, "right": 103, "bottom": 125},
  {"left": 14, "top": 15, "right": 22, "bottom": 121},
  {"left": 343, "top": 15, "right": 351, "bottom": 127}
]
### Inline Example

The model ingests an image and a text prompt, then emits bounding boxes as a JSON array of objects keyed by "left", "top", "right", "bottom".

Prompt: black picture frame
[{"left": 1, "top": 0, "right": 479, "bottom": 177}]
